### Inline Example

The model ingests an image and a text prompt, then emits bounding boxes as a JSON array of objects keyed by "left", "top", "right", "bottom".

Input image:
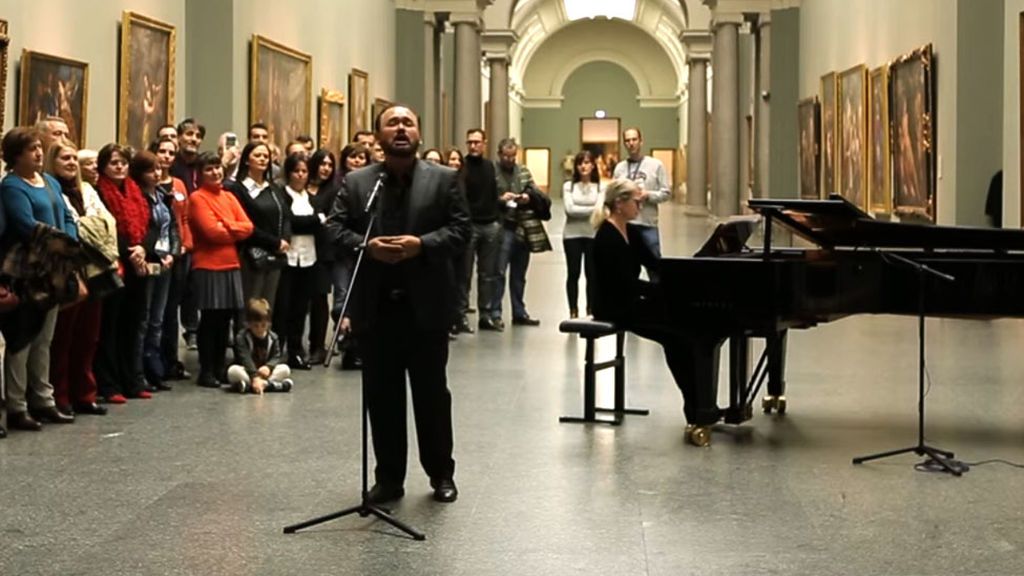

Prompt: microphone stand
[
  {"left": 852, "top": 251, "right": 963, "bottom": 476},
  {"left": 284, "top": 174, "right": 426, "bottom": 539}
]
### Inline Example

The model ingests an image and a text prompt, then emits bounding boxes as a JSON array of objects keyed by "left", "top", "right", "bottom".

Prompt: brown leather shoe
[{"left": 7, "top": 411, "right": 43, "bottom": 431}]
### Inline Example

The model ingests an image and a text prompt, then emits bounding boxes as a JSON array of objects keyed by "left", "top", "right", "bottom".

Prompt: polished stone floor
[{"left": 2, "top": 204, "right": 1023, "bottom": 575}]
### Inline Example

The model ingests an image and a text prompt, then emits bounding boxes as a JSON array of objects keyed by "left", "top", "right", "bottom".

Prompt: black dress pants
[
  {"left": 95, "top": 271, "right": 148, "bottom": 397},
  {"left": 197, "top": 309, "right": 233, "bottom": 383},
  {"left": 275, "top": 264, "right": 316, "bottom": 359},
  {"left": 360, "top": 298, "right": 455, "bottom": 488}
]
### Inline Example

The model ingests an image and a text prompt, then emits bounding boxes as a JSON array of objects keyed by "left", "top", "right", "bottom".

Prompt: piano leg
[
  {"left": 664, "top": 336, "right": 723, "bottom": 445},
  {"left": 727, "top": 336, "right": 753, "bottom": 424},
  {"left": 762, "top": 330, "right": 788, "bottom": 415}
]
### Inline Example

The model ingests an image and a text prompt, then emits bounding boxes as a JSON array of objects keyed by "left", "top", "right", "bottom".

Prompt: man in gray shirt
[{"left": 612, "top": 127, "right": 670, "bottom": 271}]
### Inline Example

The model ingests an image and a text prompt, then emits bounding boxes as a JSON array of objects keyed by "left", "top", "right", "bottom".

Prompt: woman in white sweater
[{"left": 561, "top": 150, "right": 603, "bottom": 318}]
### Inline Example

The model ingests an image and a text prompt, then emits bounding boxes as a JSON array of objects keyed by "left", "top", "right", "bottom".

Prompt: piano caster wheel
[
  {"left": 685, "top": 425, "right": 712, "bottom": 447},
  {"left": 762, "top": 395, "right": 787, "bottom": 415},
  {"left": 775, "top": 396, "right": 787, "bottom": 415}
]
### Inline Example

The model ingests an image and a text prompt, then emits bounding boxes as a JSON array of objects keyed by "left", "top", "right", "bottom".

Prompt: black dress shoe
[
  {"left": 308, "top": 348, "right": 326, "bottom": 365},
  {"left": 455, "top": 316, "right": 474, "bottom": 334},
  {"left": 166, "top": 362, "right": 192, "bottom": 381},
  {"left": 340, "top": 353, "right": 363, "bottom": 371},
  {"left": 366, "top": 483, "right": 405, "bottom": 504},
  {"left": 512, "top": 316, "right": 541, "bottom": 326},
  {"left": 72, "top": 402, "right": 108, "bottom": 416},
  {"left": 0, "top": 425, "right": 6, "bottom": 439},
  {"left": 289, "top": 357, "right": 312, "bottom": 371},
  {"left": 431, "top": 478, "right": 458, "bottom": 503},
  {"left": 57, "top": 403, "right": 75, "bottom": 416},
  {"left": 478, "top": 317, "right": 504, "bottom": 332},
  {"left": 7, "top": 412, "right": 43, "bottom": 431},
  {"left": 197, "top": 375, "right": 223, "bottom": 388},
  {"left": 29, "top": 406, "right": 75, "bottom": 424}
]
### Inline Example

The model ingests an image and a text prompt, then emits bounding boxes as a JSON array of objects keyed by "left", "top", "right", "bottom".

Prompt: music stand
[
  {"left": 852, "top": 252, "right": 963, "bottom": 476},
  {"left": 284, "top": 175, "right": 426, "bottom": 539}
]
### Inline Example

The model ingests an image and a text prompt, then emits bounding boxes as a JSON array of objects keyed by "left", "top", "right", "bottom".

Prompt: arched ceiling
[
  {"left": 520, "top": 18, "right": 679, "bottom": 103},
  {"left": 484, "top": 0, "right": 710, "bottom": 98}
]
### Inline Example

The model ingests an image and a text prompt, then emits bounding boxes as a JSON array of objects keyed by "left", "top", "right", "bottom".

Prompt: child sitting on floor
[{"left": 227, "top": 299, "right": 293, "bottom": 394}]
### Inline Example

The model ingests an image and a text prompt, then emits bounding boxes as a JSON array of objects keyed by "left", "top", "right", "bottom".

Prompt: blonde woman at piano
[
  {"left": 562, "top": 151, "right": 603, "bottom": 319},
  {"left": 590, "top": 179, "right": 720, "bottom": 447}
]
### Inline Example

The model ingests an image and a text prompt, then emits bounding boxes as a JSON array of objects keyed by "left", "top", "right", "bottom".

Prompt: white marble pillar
[
  {"left": 423, "top": 14, "right": 439, "bottom": 148},
  {"left": 755, "top": 13, "right": 771, "bottom": 199},
  {"left": 488, "top": 56, "right": 509, "bottom": 154},
  {"left": 711, "top": 16, "right": 742, "bottom": 217},
  {"left": 452, "top": 14, "right": 482, "bottom": 148},
  {"left": 686, "top": 57, "right": 710, "bottom": 214}
]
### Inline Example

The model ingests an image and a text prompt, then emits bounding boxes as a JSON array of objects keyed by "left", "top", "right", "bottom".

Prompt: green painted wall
[
  {"left": 770, "top": 8, "right": 799, "bottom": 199},
  {"left": 394, "top": 9, "right": 425, "bottom": 124},
  {"left": 956, "top": 0, "right": 1003, "bottom": 227},
  {"left": 521, "top": 61, "right": 679, "bottom": 197}
]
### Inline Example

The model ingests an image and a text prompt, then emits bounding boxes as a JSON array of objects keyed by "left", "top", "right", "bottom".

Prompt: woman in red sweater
[
  {"left": 188, "top": 152, "right": 254, "bottom": 387},
  {"left": 93, "top": 143, "right": 153, "bottom": 402}
]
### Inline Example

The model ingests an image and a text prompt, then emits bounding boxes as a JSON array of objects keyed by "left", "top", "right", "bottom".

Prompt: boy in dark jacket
[{"left": 227, "top": 298, "right": 292, "bottom": 394}]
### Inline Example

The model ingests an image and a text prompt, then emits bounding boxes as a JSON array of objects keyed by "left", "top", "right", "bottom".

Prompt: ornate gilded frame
[
  {"left": 890, "top": 44, "right": 935, "bottom": 221},
  {"left": 348, "top": 68, "right": 369, "bottom": 137},
  {"left": 118, "top": 11, "right": 176, "bottom": 149},
  {"left": 250, "top": 35, "right": 312, "bottom": 154},
  {"left": 0, "top": 19, "right": 10, "bottom": 134},
  {"left": 18, "top": 49, "right": 90, "bottom": 148},
  {"left": 868, "top": 64, "right": 891, "bottom": 214},
  {"left": 318, "top": 87, "right": 345, "bottom": 153},
  {"left": 797, "top": 96, "right": 820, "bottom": 200},
  {"left": 819, "top": 71, "right": 838, "bottom": 197},
  {"left": 838, "top": 64, "right": 868, "bottom": 210}
]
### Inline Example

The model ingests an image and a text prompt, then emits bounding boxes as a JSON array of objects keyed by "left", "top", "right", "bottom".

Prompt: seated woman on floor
[{"left": 589, "top": 178, "right": 720, "bottom": 447}]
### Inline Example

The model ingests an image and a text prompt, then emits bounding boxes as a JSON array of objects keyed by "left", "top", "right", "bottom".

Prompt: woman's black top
[
  {"left": 228, "top": 180, "right": 292, "bottom": 252},
  {"left": 591, "top": 221, "right": 659, "bottom": 326},
  {"left": 310, "top": 181, "right": 340, "bottom": 262}
]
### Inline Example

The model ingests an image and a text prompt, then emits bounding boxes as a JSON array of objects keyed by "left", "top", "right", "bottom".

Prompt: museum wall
[
  {"left": 1005, "top": 0, "right": 1024, "bottom": 228},
  {"left": 1, "top": 0, "right": 187, "bottom": 149},
  {"left": 799, "top": 0, "right": 959, "bottom": 224},
  {"left": 0, "top": 0, "right": 396, "bottom": 153}
]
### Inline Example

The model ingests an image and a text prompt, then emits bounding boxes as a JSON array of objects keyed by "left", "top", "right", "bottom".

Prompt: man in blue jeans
[
  {"left": 494, "top": 138, "right": 550, "bottom": 327},
  {"left": 459, "top": 129, "right": 504, "bottom": 333},
  {"left": 612, "top": 127, "right": 671, "bottom": 279}
]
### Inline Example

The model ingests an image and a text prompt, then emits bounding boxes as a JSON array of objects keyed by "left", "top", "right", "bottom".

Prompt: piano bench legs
[{"left": 560, "top": 330, "right": 649, "bottom": 425}]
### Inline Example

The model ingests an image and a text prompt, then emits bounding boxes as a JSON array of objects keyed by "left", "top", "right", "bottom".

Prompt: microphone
[{"left": 364, "top": 171, "right": 387, "bottom": 212}]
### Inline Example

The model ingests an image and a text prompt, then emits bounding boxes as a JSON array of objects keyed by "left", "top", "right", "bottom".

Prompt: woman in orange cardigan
[{"left": 188, "top": 152, "right": 253, "bottom": 387}]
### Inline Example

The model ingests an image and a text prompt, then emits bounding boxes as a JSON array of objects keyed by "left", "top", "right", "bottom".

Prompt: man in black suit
[{"left": 326, "top": 104, "right": 470, "bottom": 504}]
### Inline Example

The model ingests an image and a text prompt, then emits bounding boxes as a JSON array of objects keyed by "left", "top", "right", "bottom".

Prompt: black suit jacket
[{"left": 326, "top": 160, "right": 471, "bottom": 333}]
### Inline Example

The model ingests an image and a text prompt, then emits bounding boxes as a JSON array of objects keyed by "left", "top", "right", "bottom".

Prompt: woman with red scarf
[{"left": 93, "top": 143, "right": 153, "bottom": 402}]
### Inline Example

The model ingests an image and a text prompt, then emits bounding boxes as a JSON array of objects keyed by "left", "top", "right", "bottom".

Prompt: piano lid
[{"left": 748, "top": 195, "right": 1024, "bottom": 251}]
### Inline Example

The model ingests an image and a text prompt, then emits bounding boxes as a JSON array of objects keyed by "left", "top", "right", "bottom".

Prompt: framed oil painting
[
  {"left": 838, "top": 65, "right": 867, "bottom": 210},
  {"left": 250, "top": 35, "right": 312, "bottom": 155},
  {"left": 868, "top": 65, "right": 891, "bottom": 214},
  {"left": 890, "top": 44, "right": 934, "bottom": 221},
  {"left": 348, "top": 68, "right": 369, "bottom": 138},
  {"left": 19, "top": 50, "right": 89, "bottom": 148},
  {"left": 580, "top": 117, "right": 621, "bottom": 181},
  {"left": 372, "top": 97, "right": 393, "bottom": 129},
  {"left": 318, "top": 88, "right": 345, "bottom": 156},
  {"left": 820, "top": 72, "right": 837, "bottom": 198},
  {"left": 0, "top": 19, "right": 9, "bottom": 134},
  {"left": 797, "top": 97, "right": 820, "bottom": 200},
  {"left": 119, "top": 12, "right": 176, "bottom": 150}
]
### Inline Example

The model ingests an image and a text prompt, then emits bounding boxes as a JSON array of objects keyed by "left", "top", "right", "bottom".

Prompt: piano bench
[{"left": 558, "top": 320, "right": 650, "bottom": 425}]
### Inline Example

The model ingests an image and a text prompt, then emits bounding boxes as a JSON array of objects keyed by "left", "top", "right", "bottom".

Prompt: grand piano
[{"left": 658, "top": 196, "right": 1024, "bottom": 425}]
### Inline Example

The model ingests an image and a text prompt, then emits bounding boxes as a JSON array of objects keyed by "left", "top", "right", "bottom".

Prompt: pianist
[{"left": 590, "top": 179, "right": 720, "bottom": 447}]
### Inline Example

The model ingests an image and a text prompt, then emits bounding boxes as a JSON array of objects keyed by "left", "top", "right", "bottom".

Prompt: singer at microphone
[{"left": 324, "top": 104, "right": 471, "bottom": 505}]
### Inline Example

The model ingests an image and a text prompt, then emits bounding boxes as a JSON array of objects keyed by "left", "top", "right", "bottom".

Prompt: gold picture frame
[
  {"left": 319, "top": 88, "right": 345, "bottom": 156},
  {"left": 372, "top": 97, "right": 393, "bottom": 130},
  {"left": 19, "top": 49, "right": 89, "bottom": 148},
  {"left": 819, "top": 71, "right": 838, "bottom": 198},
  {"left": 868, "top": 65, "right": 891, "bottom": 214},
  {"left": 250, "top": 35, "right": 312, "bottom": 155},
  {"left": 838, "top": 64, "right": 868, "bottom": 210},
  {"left": 0, "top": 19, "right": 10, "bottom": 134},
  {"left": 797, "top": 96, "right": 820, "bottom": 200},
  {"left": 118, "top": 11, "right": 176, "bottom": 150},
  {"left": 890, "top": 44, "right": 935, "bottom": 221},
  {"left": 348, "top": 68, "right": 369, "bottom": 138}
]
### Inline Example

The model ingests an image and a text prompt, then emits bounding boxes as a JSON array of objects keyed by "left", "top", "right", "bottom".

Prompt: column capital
[
  {"left": 482, "top": 29, "right": 518, "bottom": 62},
  {"left": 449, "top": 11, "right": 483, "bottom": 27},
  {"left": 757, "top": 12, "right": 771, "bottom": 27},
  {"left": 680, "top": 30, "right": 713, "bottom": 61},
  {"left": 703, "top": 0, "right": 773, "bottom": 26}
]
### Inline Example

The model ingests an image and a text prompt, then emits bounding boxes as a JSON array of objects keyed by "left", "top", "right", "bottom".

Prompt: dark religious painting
[
  {"left": 372, "top": 97, "right": 393, "bottom": 129},
  {"left": 19, "top": 50, "right": 89, "bottom": 148},
  {"left": 797, "top": 97, "right": 820, "bottom": 200},
  {"left": 348, "top": 68, "right": 369, "bottom": 137},
  {"left": 318, "top": 88, "right": 345, "bottom": 157},
  {"left": 250, "top": 35, "right": 312, "bottom": 155},
  {"left": 579, "top": 117, "right": 621, "bottom": 181},
  {"left": 119, "top": 12, "right": 175, "bottom": 150},
  {"left": 838, "top": 65, "right": 867, "bottom": 210},
  {"left": 868, "top": 65, "right": 891, "bottom": 214},
  {"left": 820, "top": 72, "right": 838, "bottom": 197},
  {"left": 890, "top": 44, "right": 934, "bottom": 221}
]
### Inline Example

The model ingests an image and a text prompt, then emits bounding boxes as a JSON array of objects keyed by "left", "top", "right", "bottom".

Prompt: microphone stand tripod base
[{"left": 283, "top": 497, "right": 426, "bottom": 540}]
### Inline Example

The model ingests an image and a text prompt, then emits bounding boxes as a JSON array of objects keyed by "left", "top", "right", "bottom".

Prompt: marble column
[
  {"left": 685, "top": 56, "right": 710, "bottom": 214},
  {"left": 452, "top": 14, "right": 482, "bottom": 149},
  {"left": 711, "top": 16, "right": 742, "bottom": 217},
  {"left": 487, "top": 56, "right": 509, "bottom": 156},
  {"left": 423, "top": 14, "right": 439, "bottom": 148},
  {"left": 755, "top": 13, "right": 771, "bottom": 199}
]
